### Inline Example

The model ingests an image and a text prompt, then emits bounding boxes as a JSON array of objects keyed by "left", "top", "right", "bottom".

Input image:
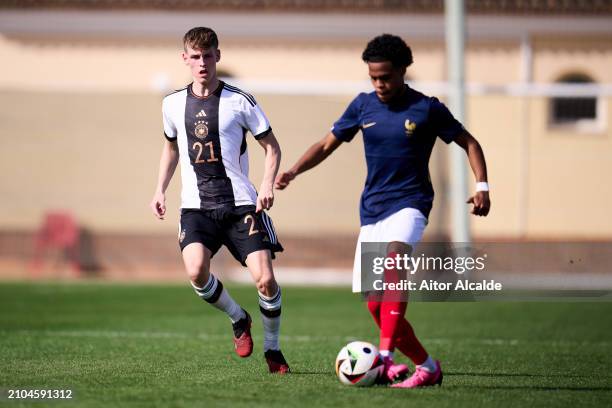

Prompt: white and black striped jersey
[{"left": 162, "top": 82, "right": 272, "bottom": 210}]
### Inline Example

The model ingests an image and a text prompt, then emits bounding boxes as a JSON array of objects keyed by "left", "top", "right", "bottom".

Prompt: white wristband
[{"left": 476, "top": 182, "right": 489, "bottom": 192}]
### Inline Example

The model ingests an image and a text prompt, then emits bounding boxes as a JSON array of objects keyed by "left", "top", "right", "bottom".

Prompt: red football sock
[
  {"left": 382, "top": 251, "right": 429, "bottom": 364},
  {"left": 367, "top": 299, "right": 382, "bottom": 328},
  {"left": 379, "top": 300, "right": 406, "bottom": 351},
  {"left": 378, "top": 251, "right": 405, "bottom": 352},
  {"left": 368, "top": 298, "right": 428, "bottom": 365},
  {"left": 393, "top": 315, "right": 428, "bottom": 365}
]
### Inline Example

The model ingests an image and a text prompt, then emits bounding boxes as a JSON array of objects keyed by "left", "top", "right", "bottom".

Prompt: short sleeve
[
  {"left": 240, "top": 96, "right": 272, "bottom": 140},
  {"left": 162, "top": 99, "right": 177, "bottom": 141},
  {"left": 429, "top": 97, "right": 465, "bottom": 144},
  {"left": 331, "top": 95, "right": 363, "bottom": 143}
]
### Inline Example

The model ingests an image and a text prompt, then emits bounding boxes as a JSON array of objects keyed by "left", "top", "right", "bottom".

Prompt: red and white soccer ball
[{"left": 335, "top": 341, "right": 383, "bottom": 386}]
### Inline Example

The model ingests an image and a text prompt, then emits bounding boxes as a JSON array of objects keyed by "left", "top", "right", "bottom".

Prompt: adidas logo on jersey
[{"left": 196, "top": 109, "right": 207, "bottom": 118}]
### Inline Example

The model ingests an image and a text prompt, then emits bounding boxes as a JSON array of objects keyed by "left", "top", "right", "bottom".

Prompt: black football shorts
[{"left": 178, "top": 206, "right": 283, "bottom": 266}]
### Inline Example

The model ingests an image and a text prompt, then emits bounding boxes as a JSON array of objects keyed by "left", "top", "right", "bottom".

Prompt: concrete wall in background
[{"left": 1, "top": 22, "right": 611, "bottom": 239}]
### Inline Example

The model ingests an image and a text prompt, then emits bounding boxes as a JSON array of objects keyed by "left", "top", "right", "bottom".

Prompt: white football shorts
[{"left": 352, "top": 207, "right": 428, "bottom": 292}]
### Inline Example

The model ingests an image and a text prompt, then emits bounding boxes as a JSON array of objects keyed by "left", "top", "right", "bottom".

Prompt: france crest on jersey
[{"left": 331, "top": 86, "right": 465, "bottom": 226}]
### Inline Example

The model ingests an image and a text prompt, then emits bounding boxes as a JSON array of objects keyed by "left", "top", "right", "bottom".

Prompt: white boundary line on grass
[{"left": 2, "top": 329, "right": 609, "bottom": 348}]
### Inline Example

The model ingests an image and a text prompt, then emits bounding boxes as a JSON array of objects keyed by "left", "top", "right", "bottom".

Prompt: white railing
[{"left": 222, "top": 78, "right": 612, "bottom": 98}]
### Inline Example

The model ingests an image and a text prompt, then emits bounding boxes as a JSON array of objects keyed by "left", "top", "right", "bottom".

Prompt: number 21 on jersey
[{"left": 192, "top": 141, "right": 219, "bottom": 164}]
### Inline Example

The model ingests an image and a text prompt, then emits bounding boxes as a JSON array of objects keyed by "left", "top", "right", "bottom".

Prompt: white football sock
[
  {"left": 380, "top": 350, "right": 394, "bottom": 360},
  {"left": 417, "top": 356, "right": 437, "bottom": 373},
  {"left": 259, "top": 288, "right": 282, "bottom": 351},
  {"left": 191, "top": 275, "right": 245, "bottom": 323}
]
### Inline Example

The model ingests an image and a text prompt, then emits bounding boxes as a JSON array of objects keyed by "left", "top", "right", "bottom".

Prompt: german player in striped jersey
[
  {"left": 276, "top": 34, "right": 490, "bottom": 387},
  {"left": 150, "top": 27, "right": 289, "bottom": 373}
]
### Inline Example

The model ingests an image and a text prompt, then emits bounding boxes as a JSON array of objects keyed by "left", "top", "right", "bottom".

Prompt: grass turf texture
[{"left": 0, "top": 282, "right": 611, "bottom": 408}]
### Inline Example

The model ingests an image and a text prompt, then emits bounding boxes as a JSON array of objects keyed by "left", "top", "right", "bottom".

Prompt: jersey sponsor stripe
[
  {"left": 224, "top": 83, "right": 256, "bottom": 105},
  {"left": 164, "top": 86, "right": 188, "bottom": 98},
  {"left": 224, "top": 83, "right": 257, "bottom": 107}
]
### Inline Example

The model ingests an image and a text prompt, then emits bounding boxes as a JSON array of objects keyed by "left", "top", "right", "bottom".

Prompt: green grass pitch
[{"left": 1, "top": 282, "right": 611, "bottom": 407}]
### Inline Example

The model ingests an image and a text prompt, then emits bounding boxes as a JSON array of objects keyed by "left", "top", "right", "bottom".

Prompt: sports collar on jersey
[
  {"left": 377, "top": 84, "right": 410, "bottom": 106},
  {"left": 188, "top": 81, "right": 225, "bottom": 100}
]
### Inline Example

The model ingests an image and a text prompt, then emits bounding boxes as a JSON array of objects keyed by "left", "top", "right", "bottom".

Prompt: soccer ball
[{"left": 335, "top": 341, "right": 383, "bottom": 386}]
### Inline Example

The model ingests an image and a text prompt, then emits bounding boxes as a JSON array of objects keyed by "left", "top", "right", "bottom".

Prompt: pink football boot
[
  {"left": 377, "top": 357, "right": 409, "bottom": 384},
  {"left": 391, "top": 360, "right": 443, "bottom": 388}
]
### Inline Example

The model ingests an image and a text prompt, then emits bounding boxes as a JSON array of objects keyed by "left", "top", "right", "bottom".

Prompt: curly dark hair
[
  {"left": 362, "top": 34, "right": 413, "bottom": 68},
  {"left": 183, "top": 27, "right": 219, "bottom": 51}
]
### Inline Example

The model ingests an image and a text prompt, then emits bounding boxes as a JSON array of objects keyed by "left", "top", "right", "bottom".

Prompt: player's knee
[
  {"left": 185, "top": 260, "right": 209, "bottom": 285},
  {"left": 387, "top": 241, "right": 411, "bottom": 256},
  {"left": 257, "top": 274, "right": 277, "bottom": 295}
]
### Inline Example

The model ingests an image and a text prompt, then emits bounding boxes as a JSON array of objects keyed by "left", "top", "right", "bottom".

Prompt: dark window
[{"left": 550, "top": 74, "right": 597, "bottom": 125}]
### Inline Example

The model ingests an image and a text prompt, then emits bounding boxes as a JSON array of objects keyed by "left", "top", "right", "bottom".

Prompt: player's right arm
[
  {"left": 274, "top": 132, "right": 342, "bottom": 190},
  {"left": 276, "top": 94, "right": 362, "bottom": 189},
  {"left": 150, "top": 139, "right": 179, "bottom": 220}
]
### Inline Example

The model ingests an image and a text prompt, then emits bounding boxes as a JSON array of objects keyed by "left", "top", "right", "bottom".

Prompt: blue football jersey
[{"left": 331, "top": 86, "right": 464, "bottom": 226}]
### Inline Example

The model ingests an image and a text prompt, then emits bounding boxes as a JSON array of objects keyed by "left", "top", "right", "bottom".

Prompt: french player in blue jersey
[{"left": 275, "top": 34, "right": 490, "bottom": 387}]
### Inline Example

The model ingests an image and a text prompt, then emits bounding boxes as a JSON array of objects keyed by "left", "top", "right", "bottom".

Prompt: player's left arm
[
  {"left": 453, "top": 131, "right": 491, "bottom": 216},
  {"left": 256, "top": 131, "right": 281, "bottom": 212}
]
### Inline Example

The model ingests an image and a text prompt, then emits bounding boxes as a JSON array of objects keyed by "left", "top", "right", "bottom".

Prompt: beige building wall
[
  {"left": 526, "top": 96, "right": 612, "bottom": 238},
  {"left": 1, "top": 33, "right": 611, "bottom": 238}
]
